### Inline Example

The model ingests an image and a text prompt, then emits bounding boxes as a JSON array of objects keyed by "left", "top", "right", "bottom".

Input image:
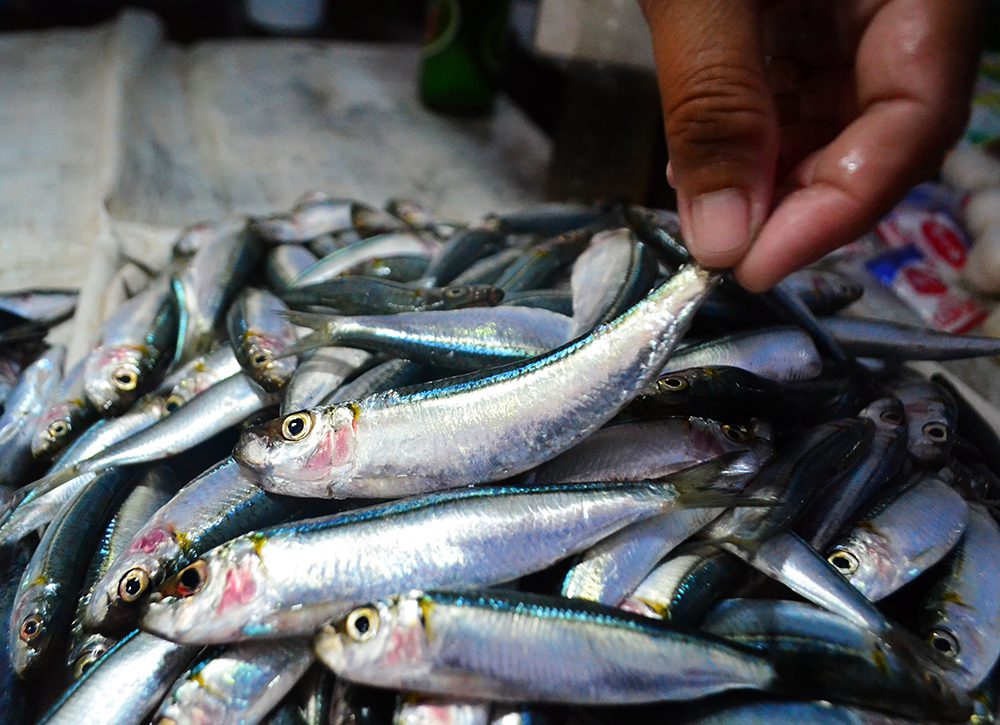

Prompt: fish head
[
  {"left": 10, "top": 584, "right": 58, "bottom": 676},
  {"left": 241, "top": 332, "right": 297, "bottom": 392},
  {"left": 143, "top": 537, "right": 264, "bottom": 643},
  {"left": 234, "top": 405, "right": 358, "bottom": 497},
  {"left": 85, "top": 549, "right": 166, "bottom": 633},
  {"left": 83, "top": 345, "right": 147, "bottom": 414},
  {"left": 30, "top": 402, "right": 76, "bottom": 459},
  {"left": 432, "top": 285, "right": 504, "bottom": 310},
  {"left": 906, "top": 399, "right": 955, "bottom": 466},
  {"left": 861, "top": 397, "right": 907, "bottom": 436},
  {"left": 825, "top": 534, "right": 890, "bottom": 599},
  {"left": 315, "top": 593, "right": 430, "bottom": 683},
  {"left": 68, "top": 633, "right": 112, "bottom": 680}
]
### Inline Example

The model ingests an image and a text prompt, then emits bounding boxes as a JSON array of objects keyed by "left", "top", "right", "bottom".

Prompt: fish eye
[
  {"left": 827, "top": 549, "right": 859, "bottom": 575},
  {"left": 281, "top": 412, "right": 313, "bottom": 442},
  {"left": 169, "top": 561, "right": 208, "bottom": 598},
  {"left": 923, "top": 423, "right": 949, "bottom": 442},
  {"left": 164, "top": 394, "right": 185, "bottom": 413},
  {"left": 928, "top": 628, "right": 960, "bottom": 658},
  {"left": 660, "top": 376, "right": 688, "bottom": 392},
  {"left": 345, "top": 606, "right": 379, "bottom": 642},
  {"left": 444, "top": 287, "right": 465, "bottom": 298},
  {"left": 19, "top": 614, "right": 43, "bottom": 642},
  {"left": 118, "top": 568, "right": 151, "bottom": 603},
  {"left": 722, "top": 424, "right": 747, "bottom": 443},
  {"left": 252, "top": 351, "right": 272, "bottom": 368},
  {"left": 47, "top": 420, "right": 69, "bottom": 438},
  {"left": 112, "top": 367, "right": 139, "bottom": 392},
  {"left": 880, "top": 409, "right": 903, "bottom": 425}
]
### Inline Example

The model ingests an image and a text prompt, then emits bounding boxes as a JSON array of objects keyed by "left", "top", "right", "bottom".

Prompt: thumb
[{"left": 640, "top": 0, "right": 777, "bottom": 268}]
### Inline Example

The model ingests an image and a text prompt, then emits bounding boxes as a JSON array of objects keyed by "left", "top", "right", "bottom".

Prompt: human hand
[{"left": 639, "top": 0, "right": 984, "bottom": 291}]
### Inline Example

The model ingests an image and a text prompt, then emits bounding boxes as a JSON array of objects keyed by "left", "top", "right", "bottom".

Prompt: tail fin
[
  {"left": 9, "top": 464, "right": 83, "bottom": 509},
  {"left": 658, "top": 454, "right": 773, "bottom": 510},
  {"left": 273, "top": 329, "right": 335, "bottom": 360}
]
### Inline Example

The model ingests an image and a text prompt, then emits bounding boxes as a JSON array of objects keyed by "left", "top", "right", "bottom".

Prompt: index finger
[{"left": 735, "top": 0, "right": 984, "bottom": 292}]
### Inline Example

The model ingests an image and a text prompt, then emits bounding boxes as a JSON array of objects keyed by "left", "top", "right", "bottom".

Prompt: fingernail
[{"left": 688, "top": 188, "right": 751, "bottom": 264}]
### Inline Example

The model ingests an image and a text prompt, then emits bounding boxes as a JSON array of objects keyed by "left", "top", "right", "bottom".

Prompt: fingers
[
  {"left": 734, "top": 0, "right": 984, "bottom": 291},
  {"left": 640, "top": 0, "right": 778, "bottom": 268}
]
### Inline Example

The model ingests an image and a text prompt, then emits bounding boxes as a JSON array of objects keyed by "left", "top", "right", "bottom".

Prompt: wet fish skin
[
  {"left": 290, "top": 231, "right": 439, "bottom": 289},
  {"left": 0, "top": 543, "right": 32, "bottom": 724},
  {"left": 342, "top": 254, "right": 430, "bottom": 284},
  {"left": 420, "top": 224, "right": 504, "bottom": 287},
  {"left": 620, "top": 543, "right": 745, "bottom": 626},
  {"left": 888, "top": 375, "right": 957, "bottom": 466},
  {"left": 493, "top": 226, "right": 598, "bottom": 294},
  {"left": 283, "top": 346, "right": 373, "bottom": 415},
  {"left": 799, "top": 396, "right": 909, "bottom": 550},
  {"left": 702, "top": 598, "right": 973, "bottom": 721},
  {"left": 667, "top": 328, "right": 823, "bottom": 382},
  {"left": 153, "top": 639, "right": 313, "bottom": 725},
  {"left": 84, "top": 458, "right": 327, "bottom": 633},
  {"left": 704, "top": 418, "right": 874, "bottom": 547},
  {"left": 823, "top": 317, "right": 1000, "bottom": 360},
  {"left": 66, "top": 466, "right": 176, "bottom": 680},
  {"left": 0, "top": 344, "right": 64, "bottom": 485},
  {"left": 37, "top": 631, "right": 199, "bottom": 725},
  {"left": 283, "top": 305, "right": 573, "bottom": 373},
  {"left": 324, "top": 359, "right": 427, "bottom": 405},
  {"left": 265, "top": 245, "right": 320, "bottom": 291},
  {"left": 282, "top": 278, "right": 504, "bottom": 316},
  {"left": 251, "top": 196, "right": 359, "bottom": 244},
  {"left": 141, "top": 457, "right": 750, "bottom": 643},
  {"left": 226, "top": 288, "right": 298, "bottom": 392},
  {"left": 500, "top": 290, "right": 573, "bottom": 316},
  {"left": 83, "top": 279, "right": 177, "bottom": 414},
  {"left": 9, "top": 467, "right": 135, "bottom": 677},
  {"left": 393, "top": 697, "right": 491, "bottom": 725},
  {"left": 911, "top": 503, "right": 1000, "bottom": 689},
  {"left": 450, "top": 247, "right": 523, "bottom": 287},
  {"left": 496, "top": 203, "right": 607, "bottom": 236},
  {"left": 825, "top": 470, "right": 969, "bottom": 601},
  {"left": 314, "top": 590, "right": 777, "bottom": 704},
  {"left": 31, "top": 357, "right": 93, "bottom": 461},
  {"left": 235, "top": 266, "right": 714, "bottom": 498},
  {"left": 569, "top": 227, "right": 659, "bottom": 338}
]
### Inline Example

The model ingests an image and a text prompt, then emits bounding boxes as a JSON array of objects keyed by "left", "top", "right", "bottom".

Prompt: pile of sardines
[{"left": 2, "top": 192, "right": 1000, "bottom": 725}]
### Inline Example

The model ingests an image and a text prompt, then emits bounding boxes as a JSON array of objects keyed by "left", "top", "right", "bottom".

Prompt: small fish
[
  {"left": 702, "top": 598, "right": 972, "bottom": 721},
  {"left": 172, "top": 225, "right": 262, "bottom": 364},
  {"left": 141, "top": 457, "right": 754, "bottom": 643},
  {"left": 667, "top": 328, "right": 823, "bottom": 382},
  {"left": 911, "top": 503, "right": 1000, "bottom": 689},
  {"left": 0, "top": 345, "right": 64, "bottom": 486},
  {"left": 314, "top": 590, "right": 777, "bottom": 704},
  {"left": 83, "top": 278, "right": 177, "bottom": 414},
  {"left": 620, "top": 543, "right": 745, "bottom": 626},
  {"left": 496, "top": 203, "right": 607, "bottom": 236},
  {"left": 569, "top": 228, "right": 659, "bottom": 338},
  {"left": 822, "top": 317, "right": 1000, "bottom": 360},
  {"left": 9, "top": 467, "right": 137, "bottom": 677},
  {"left": 826, "top": 471, "right": 970, "bottom": 602},
  {"left": 419, "top": 223, "right": 504, "bottom": 287},
  {"left": 85, "top": 458, "right": 327, "bottom": 633},
  {"left": 31, "top": 357, "right": 93, "bottom": 461},
  {"left": 290, "top": 231, "right": 439, "bottom": 289},
  {"left": 493, "top": 227, "right": 597, "bottom": 294},
  {"left": 282, "top": 278, "right": 503, "bottom": 316},
  {"left": 500, "top": 290, "right": 573, "bottom": 316},
  {"left": 342, "top": 254, "right": 430, "bottom": 283},
  {"left": 153, "top": 639, "right": 313, "bottom": 725},
  {"left": 888, "top": 375, "right": 958, "bottom": 466},
  {"left": 253, "top": 197, "right": 401, "bottom": 244},
  {"left": 36, "top": 631, "right": 198, "bottom": 725},
  {"left": 226, "top": 288, "right": 299, "bottom": 391},
  {"left": 66, "top": 467, "right": 176, "bottom": 680},
  {"left": 283, "top": 306, "right": 572, "bottom": 372},
  {"left": 235, "top": 266, "right": 714, "bottom": 498}
]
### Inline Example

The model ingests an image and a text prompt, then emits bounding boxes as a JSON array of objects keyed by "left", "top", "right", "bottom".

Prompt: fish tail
[{"left": 9, "top": 464, "right": 82, "bottom": 507}]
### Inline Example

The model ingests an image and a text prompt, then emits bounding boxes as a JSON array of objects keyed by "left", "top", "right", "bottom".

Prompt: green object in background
[{"left": 419, "top": 0, "right": 510, "bottom": 116}]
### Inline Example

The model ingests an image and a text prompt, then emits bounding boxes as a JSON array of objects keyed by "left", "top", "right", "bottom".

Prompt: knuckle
[{"left": 665, "top": 54, "right": 772, "bottom": 161}]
